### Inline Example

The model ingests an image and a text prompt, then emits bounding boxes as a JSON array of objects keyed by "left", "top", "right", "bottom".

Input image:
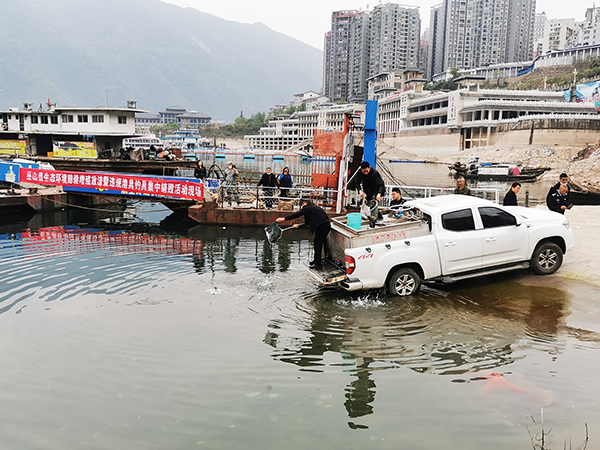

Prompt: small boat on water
[
  {"left": 568, "top": 188, "right": 600, "bottom": 205},
  {"left": 448, "top": 158, "right": 550, "bottom": 181}
]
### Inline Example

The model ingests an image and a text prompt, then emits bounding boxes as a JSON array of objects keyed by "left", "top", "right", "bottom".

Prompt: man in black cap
[
  {"left": 355, "top": 161, "right": 386, "bottom": 203},
  {"left": 258, "top": 167, "right": 278, "bottom": 209},
  {"left": 276, "top": 199, "right": 331, "bottom": 269}
]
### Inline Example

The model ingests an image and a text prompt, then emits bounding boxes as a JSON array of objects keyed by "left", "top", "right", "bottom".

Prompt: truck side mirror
[{"left": 515, "top": 216, "right": 522, "bottom": 227}]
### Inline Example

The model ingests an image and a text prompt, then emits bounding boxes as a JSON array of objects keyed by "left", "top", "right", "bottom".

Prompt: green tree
[{"left": 425, "top": 67, "right": 460, "bottom": 91}]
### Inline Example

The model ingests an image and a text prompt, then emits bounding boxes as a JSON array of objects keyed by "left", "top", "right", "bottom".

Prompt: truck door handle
[
  {"left": 444, "top": 241, "right": 456, "bottom": 247},
  {"left": 485, "top": 237, "right": 497, "bottom": 242}
]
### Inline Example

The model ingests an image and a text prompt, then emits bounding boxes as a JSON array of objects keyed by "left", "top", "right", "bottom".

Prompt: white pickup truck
[{"left": 310, "top": 195, "right": 575, "bottom": 296}]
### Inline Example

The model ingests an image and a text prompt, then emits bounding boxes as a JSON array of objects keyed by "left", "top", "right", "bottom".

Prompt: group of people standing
[
  {"left": 257, "top": 166, "right": 293, "bottom": 209},
  {"left": 500, "top": 172, "right": 571, "bottom": 214},
  {"left": 194, "top": 160, "right": 294, "bottom": 208},
  {"left": 545, "top": 173, "right": 572, "bottom": 214},
  {"left": 452, "top": 171, "right": 572, "bottom": 214}
]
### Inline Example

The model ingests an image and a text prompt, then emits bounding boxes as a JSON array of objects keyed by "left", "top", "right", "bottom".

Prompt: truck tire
[
  {"left": 388, "top": 268, "right": 421, "bottom": 296},
  {"left": 531, "top": 242, "right": 563, "bottom": 275}
]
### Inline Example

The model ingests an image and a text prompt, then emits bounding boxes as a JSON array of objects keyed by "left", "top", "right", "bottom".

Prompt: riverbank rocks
[{"left": 381, "top": 141, "right": 600, "bottom": 192}]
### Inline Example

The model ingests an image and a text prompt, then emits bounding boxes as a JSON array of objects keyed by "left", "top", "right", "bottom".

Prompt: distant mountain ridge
[{"left": 0, "top": 0, "right": 323, "bottom": 121}]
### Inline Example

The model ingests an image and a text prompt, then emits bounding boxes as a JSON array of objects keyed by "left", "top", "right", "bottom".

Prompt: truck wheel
[
  {"left": 388, "top": 268, "right": 421, "bottom": 296},
  {"left": 531, "top": 242, "right": 563, "bottom": 275}
]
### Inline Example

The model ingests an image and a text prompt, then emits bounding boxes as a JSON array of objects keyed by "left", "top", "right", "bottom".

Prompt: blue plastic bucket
[{"left": 347, "top": 213, "right": 362, "bottom": 230}]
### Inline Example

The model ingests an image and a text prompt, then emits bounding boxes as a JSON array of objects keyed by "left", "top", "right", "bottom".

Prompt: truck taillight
[{"left": 345, "top": 255, "right": 355, "bottom": 274}]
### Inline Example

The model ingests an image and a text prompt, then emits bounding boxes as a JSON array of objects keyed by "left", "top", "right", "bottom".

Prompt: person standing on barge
[
  {"left": 258, "top": 167, "right": 278, "bottom": 209},
  {"left": 279, "top": 167, "right": 293, "bottom": 199},
  {"left": 224, "top": 161, "right": 240, "bottom": 207},
  {"left": 194, "top": 160, "right": 207, "bottom": 180}
]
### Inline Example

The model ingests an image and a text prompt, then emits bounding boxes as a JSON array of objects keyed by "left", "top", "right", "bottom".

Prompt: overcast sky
[{"left": 163, "top": 0, "right": 594, "bottom": 50}]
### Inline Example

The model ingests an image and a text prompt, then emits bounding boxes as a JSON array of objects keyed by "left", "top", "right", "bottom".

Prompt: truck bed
[{"left": 326, "top": 213, "right": 430, "bottom": 264}]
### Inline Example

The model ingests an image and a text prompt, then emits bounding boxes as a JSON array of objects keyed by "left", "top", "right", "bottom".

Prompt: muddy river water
[{"left": 0, "top": 161, "right": 599, "bottom": 449}]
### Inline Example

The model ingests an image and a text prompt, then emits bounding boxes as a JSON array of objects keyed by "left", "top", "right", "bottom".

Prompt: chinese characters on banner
[
  {"left": 19, "top": 168, "right": 204, "bottom": 201},
  {"left": 21, "top": 228, "right": 203, "bottom": 257}
]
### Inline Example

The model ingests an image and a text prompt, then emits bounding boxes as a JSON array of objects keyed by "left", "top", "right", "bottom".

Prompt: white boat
[
  {"left": 161, "top": 129, "right": 211, "bottom": 150},
  {"left": 122, "top": 135, "right": 163, "bottom": 150}
]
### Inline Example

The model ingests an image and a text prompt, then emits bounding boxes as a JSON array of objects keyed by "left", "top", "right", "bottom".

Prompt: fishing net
[
  {"left": 360, "top": 199, "right": 380, "bottom": 227},
  {"left": 264, "top": 222, "right": 283, "bottom": 243}
]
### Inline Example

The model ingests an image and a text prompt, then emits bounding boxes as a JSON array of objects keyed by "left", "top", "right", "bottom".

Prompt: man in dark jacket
[
  {"left": 503, "top": 182, "right": 521, "bottom": 206},
  {"left": 258, "top": 167, "right": 279, "bottom": 209},
  {"left": 276, "top": 200, "right": 331, "bottom": 268},
  {"left": 356, "top": 161, "right": 386, "bottom": 203},
  {"left": 550, "top": 173, "right": 570, "bottom": 203},
  {"left": 547, "top": 183, "right": 570, "bottom": 214}
]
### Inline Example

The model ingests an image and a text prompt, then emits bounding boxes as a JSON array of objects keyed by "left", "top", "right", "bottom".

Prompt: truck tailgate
[{"left": 301, "top": 260, "right": 348, "bottom": 285}]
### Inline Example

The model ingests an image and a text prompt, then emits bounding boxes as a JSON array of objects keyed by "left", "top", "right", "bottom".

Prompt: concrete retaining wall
[
  {"left": 382, "top": 118, "right": 600, "bottom": 151},
  {"left": 382, "top": 128, "right": 461, "bottom": 151},
  {"left": 491, "top": 119, "right": 600, "bottom": 147}
]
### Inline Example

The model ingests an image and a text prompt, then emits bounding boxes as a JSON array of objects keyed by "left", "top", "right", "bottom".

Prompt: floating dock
[{"left": 0, "top": 188, "right": 117, "bottom": 216}]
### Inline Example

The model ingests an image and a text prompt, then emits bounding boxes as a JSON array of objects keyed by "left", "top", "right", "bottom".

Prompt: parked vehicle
[{"left": 309, "top": 195, "right": 574, "bottom": 296}]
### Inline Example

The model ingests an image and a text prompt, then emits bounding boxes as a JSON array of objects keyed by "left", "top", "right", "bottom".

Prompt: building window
[
  {"left": 118, "top": 116, "right": 127, "bottom": 124},
  {"left": 78, "top": 115, "right": 88, "bottom": 123},
  {"left": 62, "top": 115, "right": 73, "bottom": 123},
  {"left": 92, "top": 115, "right": 104, "bottom": 123},
  {"left": 31, "top": 116, "right": 39, "bottom": 124},
  {"left": 51, "top": 116, "right": 58, "bottom": 124},
  {"left": 40, "top": 116, "right": 49, "bottom": 124}
]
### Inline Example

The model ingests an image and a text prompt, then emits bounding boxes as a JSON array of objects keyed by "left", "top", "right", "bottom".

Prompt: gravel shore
[
  {"left": 379, "top": 141, "right": 600, "bottom": 192},
  {"left": 546, "top": 205, "right": 600, "bottom": 286}
]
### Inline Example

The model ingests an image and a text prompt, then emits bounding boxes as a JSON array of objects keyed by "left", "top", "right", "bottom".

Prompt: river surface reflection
[{"left": 0, "top": 164, "right": 599, "bottom": 449}]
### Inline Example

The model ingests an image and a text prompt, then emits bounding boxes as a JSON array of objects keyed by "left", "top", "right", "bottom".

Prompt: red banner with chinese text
[
  {"left": 20, "top": 227, "right": 203, "bottom": 257},
  {"left": 19, "top": 168, "right": 203, "bottom": 200}
]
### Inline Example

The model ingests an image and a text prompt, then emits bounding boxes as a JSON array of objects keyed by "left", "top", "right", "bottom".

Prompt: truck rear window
[{"left": 442, "top": 208, "right": 475, "bottom": 232}]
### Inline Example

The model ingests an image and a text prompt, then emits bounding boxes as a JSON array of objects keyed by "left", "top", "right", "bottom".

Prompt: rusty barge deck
[{"left": 188, "top": 203, "right": 343, "bottom": 227}]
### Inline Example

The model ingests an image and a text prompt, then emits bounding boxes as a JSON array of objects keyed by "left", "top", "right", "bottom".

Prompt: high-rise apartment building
[
  {"left": 323, "top": 4, "right": 421, "bottom": 103},
  {"left": 323, "top": 10, "right": 360, "bottom": 103},
  {"left": 533, "top": 12, "right": 547, "bottom": 58},
  {"left": 428, "top": 4, "right": 445, "bottom": 79},
  {"left": 427, "top": 0, "right": 535, "bottom": 79},
  {"left": 348, "top": 12, "right": 371, "bottom": 102},
  {"left": 368, "top": 4, "right": 420, "bottom": 76},
  {"left": 541, "top": 18, "right": 576, "bottom": 53},
  {"left": 506, "top": 0, "right": 536, "bottom": 62},
  {"left": 566, "top": 7, "right": 600, "bottom": 48}
]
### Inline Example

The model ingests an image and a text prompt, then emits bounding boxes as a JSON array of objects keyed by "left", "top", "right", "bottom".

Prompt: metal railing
[
  {"left": 384, "top": 184, "right": 501, "bottom": 204},
  {"left": 204, "top": 180, "right": 339, "bottom": 209},
  {"left": 202, "top": 179, "right": 502, "bottom": 210}
]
